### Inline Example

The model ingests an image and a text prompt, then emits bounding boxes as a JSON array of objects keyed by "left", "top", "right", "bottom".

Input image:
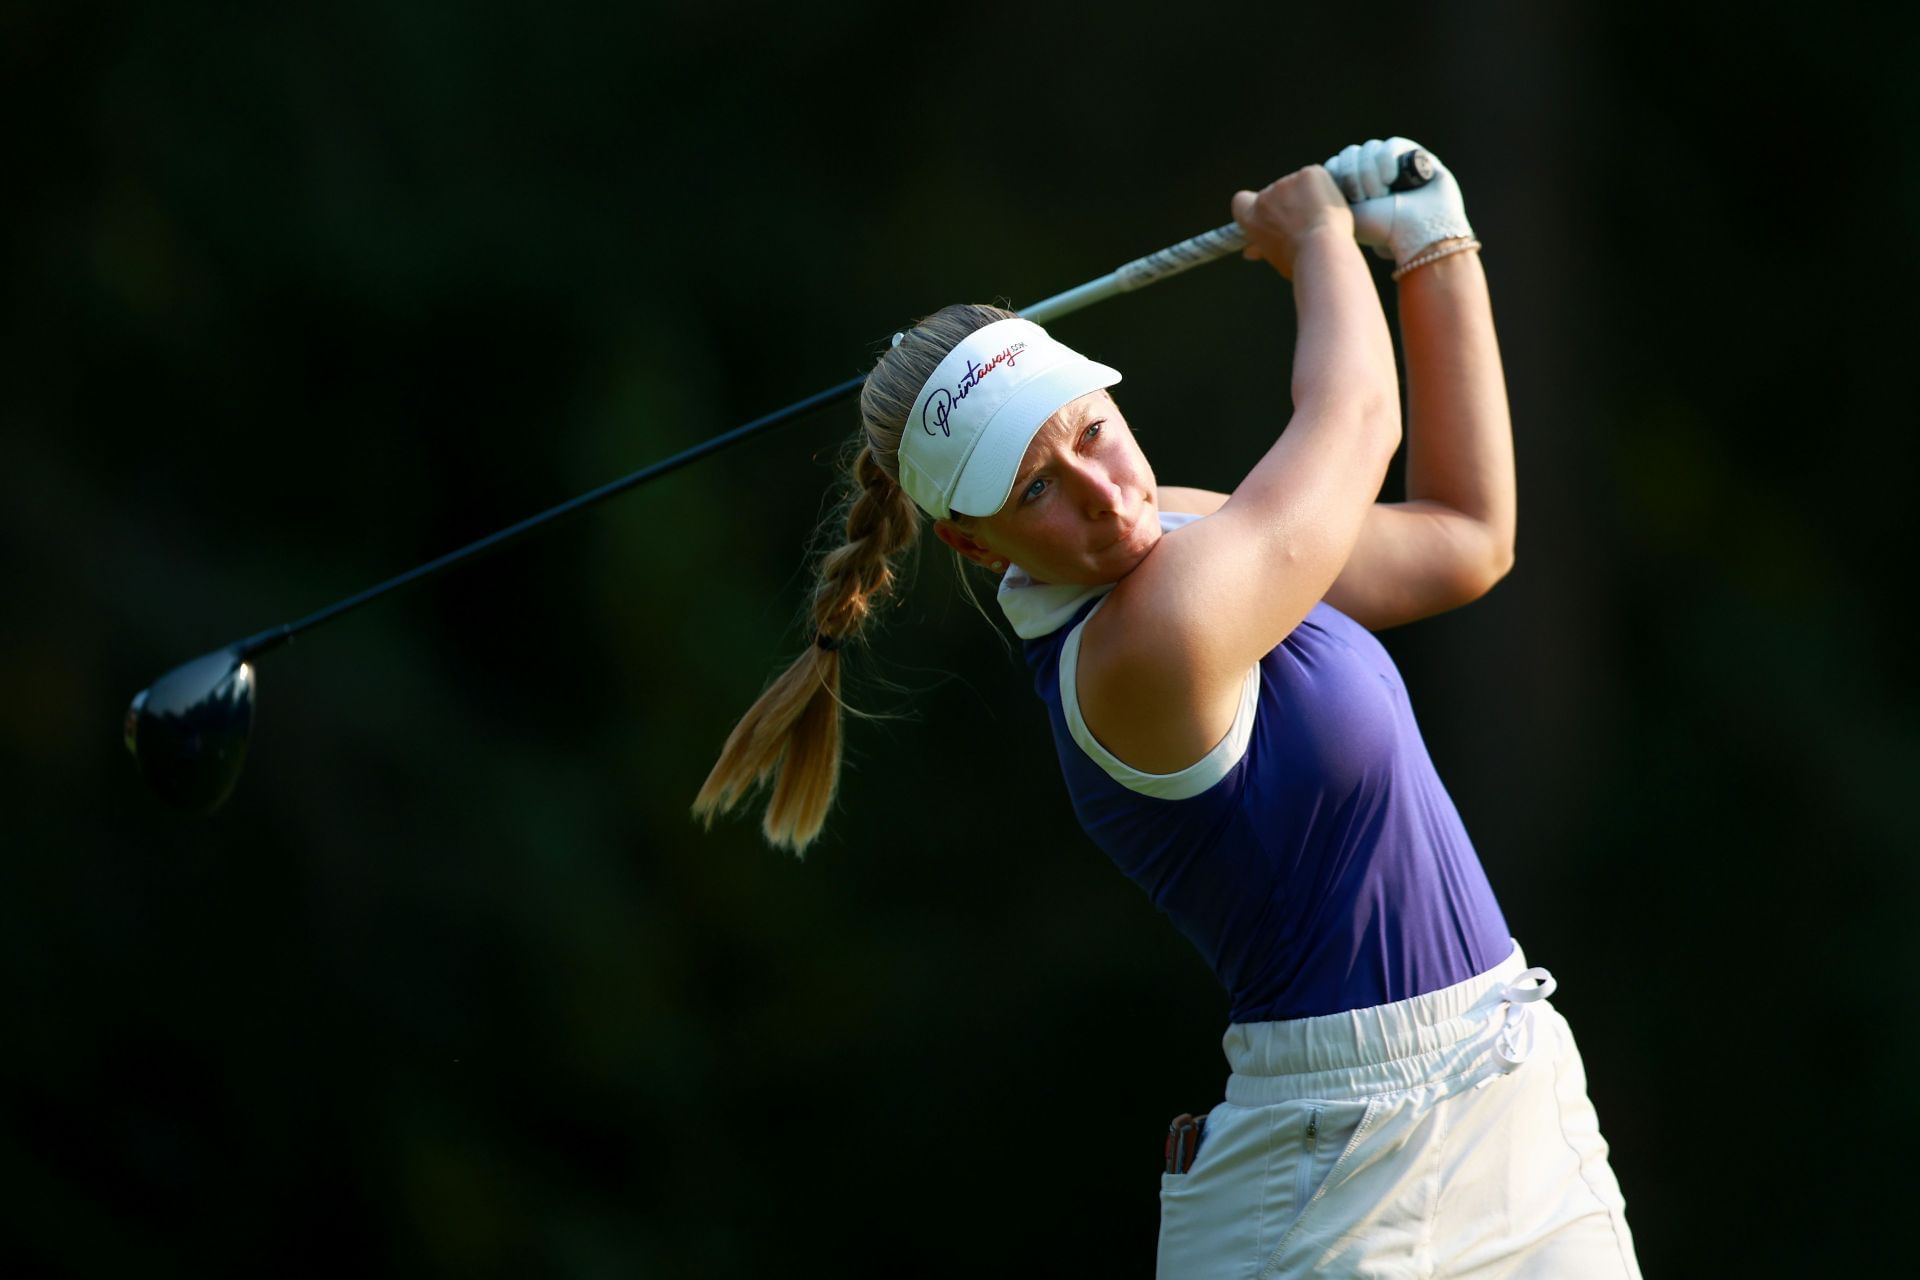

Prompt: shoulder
[
  {"left": 1074, "top": 595, "right": 1255, "bottom": 777},
  {"left": 1063, "top": 507, "right": 1254, "bottom": 774},
  {"left": 1058, "top": 601, "right": 1259, "bottom": 799}
]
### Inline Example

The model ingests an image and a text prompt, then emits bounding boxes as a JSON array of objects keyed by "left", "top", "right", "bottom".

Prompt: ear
[{"left": 932, "top": 518, "right": 1000, "bottom": 569}]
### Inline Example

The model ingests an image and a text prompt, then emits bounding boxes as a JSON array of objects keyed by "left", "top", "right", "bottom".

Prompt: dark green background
[{"left": 5, "top": 2, "right": 1913, "bottom": 1274}]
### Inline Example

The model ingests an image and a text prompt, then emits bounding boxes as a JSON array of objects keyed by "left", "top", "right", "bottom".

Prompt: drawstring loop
[{"left": 1476, "top": 966, "right": 1557, "bottom": 1088}]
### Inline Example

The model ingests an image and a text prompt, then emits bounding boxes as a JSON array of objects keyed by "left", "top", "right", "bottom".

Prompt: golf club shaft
[
  {"left": 228, "top": 229, "right": 1237, "bottom": 661},
  {"left": 228, "top": 152, "right": 1432, "bottom": 661},
  {"left": 1020, "top": 223, "right": 1250, "bottom": 325},
  {"left": 235, "top": 372, "right": 867, "bottom": 660},
  {"left": 1023, "top": 148, "right": 1435, "bottom": 322}
]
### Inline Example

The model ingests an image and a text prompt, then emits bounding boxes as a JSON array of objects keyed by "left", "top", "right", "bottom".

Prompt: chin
[
  {"left": 1102, "top": 524, "right": 1160, "bottom": 579},
  {"left": 1124, "top": 510, "right": 1163, "bottom": 552}
]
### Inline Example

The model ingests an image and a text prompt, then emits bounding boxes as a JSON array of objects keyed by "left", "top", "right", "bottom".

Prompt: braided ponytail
[{"left": 692, "top": 302, "right": 1017, "bottom": 853}]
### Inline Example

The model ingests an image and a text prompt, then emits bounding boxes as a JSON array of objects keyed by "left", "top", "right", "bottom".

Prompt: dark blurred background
[{"left": 5, "top": 1, "right": 1914, "bottom": 1274}]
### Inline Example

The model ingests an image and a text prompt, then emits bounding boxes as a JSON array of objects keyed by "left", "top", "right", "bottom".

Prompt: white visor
[{"left": 897, "top": 317, "right": 1121, "bottom": 519}]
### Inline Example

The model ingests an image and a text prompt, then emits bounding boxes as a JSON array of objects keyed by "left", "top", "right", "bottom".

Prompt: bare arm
[
  {"left": 1157, "top": 485, "right": 1230, "bottom": 516},
  {"left": 1320, "top": 249, "right": 1515, "bottom": 628},
  {"left": 1076, "top": 172, "right": 1402, "bottom": 773}
]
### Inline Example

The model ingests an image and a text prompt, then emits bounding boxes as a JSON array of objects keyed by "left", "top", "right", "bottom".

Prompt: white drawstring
[{"left": 1475, "top": 966, "right": 1557, "bottom": 1089}]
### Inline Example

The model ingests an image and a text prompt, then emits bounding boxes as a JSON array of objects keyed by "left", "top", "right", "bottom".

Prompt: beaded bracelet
[{"left": 1391, "top": 236, "right": 1482, "bottom": 282}]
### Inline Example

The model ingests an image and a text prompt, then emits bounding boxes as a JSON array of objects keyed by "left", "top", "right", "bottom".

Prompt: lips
[{"left": 1103, "top": 513, "right": 1144, "bottom": 553}]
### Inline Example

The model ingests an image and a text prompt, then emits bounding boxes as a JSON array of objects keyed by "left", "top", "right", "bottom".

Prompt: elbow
[
  {"left": 1343, "top": 372, "right": 1402, "bottom": 442},
  {"left": 1471, "top": 538, "right": 1515, "bottom": 601},
  {"left": 1338, "top": 386, "right": 1404, "bottom": 469},
  {"left": 1294, "top": 373, "right": 1402, "bottom": 454},
  {"left": 1366, "top": 387, "right": 1404, "bottom": 454},
  {"left": 1490, "top": 537, "right": 1515, "bottom": 586},
  {"left": 1450, "top": 531, "right": 1513, "bottom": 607}
]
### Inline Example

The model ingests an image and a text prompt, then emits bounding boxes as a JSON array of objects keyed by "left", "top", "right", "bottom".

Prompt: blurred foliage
[{"left": 3, "top": 1, "right": 1915, "bottom": 1274}]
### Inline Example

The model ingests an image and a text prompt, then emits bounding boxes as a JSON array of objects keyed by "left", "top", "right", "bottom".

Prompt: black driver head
[{"left": 125, "top": 647, "right": 257, "bottom": 814}]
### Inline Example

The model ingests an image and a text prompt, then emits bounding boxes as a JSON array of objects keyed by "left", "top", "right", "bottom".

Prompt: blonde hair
[{"left": 691, "top": 302, "right": 1018, "bottom": 853}]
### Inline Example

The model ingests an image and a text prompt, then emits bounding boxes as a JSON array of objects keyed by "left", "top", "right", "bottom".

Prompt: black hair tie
[{"left": 815, "top": 632, "right": 844, "bottom": 652}]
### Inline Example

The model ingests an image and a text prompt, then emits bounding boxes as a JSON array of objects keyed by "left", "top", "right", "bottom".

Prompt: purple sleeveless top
[{"left": 1003, "top": 513, "right": 1512, "bottom": 1023}]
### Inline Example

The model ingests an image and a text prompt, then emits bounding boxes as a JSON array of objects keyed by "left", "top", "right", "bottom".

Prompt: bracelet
[{"left": 1391, "top": 236, "right": 1482, "bottom": 282}]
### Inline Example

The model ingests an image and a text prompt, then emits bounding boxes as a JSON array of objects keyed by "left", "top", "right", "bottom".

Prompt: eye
[{"left": 1018, "top": 421, "right": 1105, "bottom": 505}]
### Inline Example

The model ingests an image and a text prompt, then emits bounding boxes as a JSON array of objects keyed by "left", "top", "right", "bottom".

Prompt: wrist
[
  {"left": 1297, "top": 219, "right": 1357, "bottom": 252},
  {"left": 1288, "top": 223, "right": 1362, "bottom": 271}
]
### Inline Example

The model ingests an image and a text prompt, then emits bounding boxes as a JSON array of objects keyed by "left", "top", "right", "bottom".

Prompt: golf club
[{"left": 126, "top": 151, "right": 1436, "bottom": 814}]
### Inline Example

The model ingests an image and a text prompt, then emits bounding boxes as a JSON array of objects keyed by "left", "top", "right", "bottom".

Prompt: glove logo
[{"left": 921, "top": 343, "right": 1027, "bottom": 437}]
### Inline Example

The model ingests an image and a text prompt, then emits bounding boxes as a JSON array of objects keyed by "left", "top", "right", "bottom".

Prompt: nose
[{"left": 1070, "top": 458, "right": 1124, "bottom": 518}]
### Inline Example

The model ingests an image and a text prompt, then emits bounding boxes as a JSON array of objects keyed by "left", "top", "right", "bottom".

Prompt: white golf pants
[{"left": 1157, "top": 940, "right": 1641, "bottom": 1279}]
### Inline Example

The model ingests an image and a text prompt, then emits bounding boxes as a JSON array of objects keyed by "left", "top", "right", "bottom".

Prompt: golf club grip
[{"left": 1115, "top": 148, "right": 1435, "bottom": 292}]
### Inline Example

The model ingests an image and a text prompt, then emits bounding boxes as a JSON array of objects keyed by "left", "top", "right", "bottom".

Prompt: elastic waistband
[{"left": 1223, "top": 939, "right": 1555, "bottom": 1104}]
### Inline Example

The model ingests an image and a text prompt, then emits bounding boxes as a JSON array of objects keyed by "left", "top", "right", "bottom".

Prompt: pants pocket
[
  {"left": 1156, "top": 1097, "right": 1379, "bottom": 1280},
  {"left": 1158, "top": 1103, "right": 1261, "bottom": 1279},
  {"left": 1264, "top": 1095, "right": 1378, "bottom": 1261}
]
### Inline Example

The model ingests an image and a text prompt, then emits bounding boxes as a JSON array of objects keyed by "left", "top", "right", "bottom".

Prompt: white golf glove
[{"left": 1324, "top": 137, "right": 1473, "bottom": 266}]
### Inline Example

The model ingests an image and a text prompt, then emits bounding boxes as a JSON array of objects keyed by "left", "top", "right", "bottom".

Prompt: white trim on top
[{"left": 1057, "top": 597, "right": 1259, "bottom": 801}]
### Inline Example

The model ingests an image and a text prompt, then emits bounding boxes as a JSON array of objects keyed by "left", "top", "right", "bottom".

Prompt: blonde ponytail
[{"left": 692, "top": 302, "right": 1017, "bottom": 854}]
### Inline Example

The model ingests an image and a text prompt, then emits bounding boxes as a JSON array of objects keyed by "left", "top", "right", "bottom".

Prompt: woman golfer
[{"left": 696, "top": 137, "right": 1642, "bottom": 1278}]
